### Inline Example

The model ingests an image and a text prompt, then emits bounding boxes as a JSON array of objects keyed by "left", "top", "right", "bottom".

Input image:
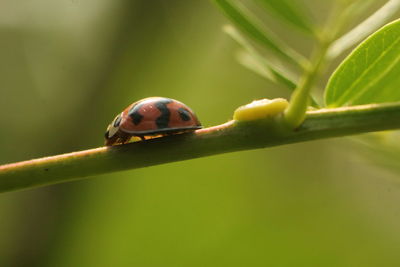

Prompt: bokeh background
[{"left": 1, "top": 0, "right": 400, "bottom": 266}]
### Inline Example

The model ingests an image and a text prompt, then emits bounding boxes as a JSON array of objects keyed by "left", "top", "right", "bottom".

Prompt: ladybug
[{"left": 105, "top": 97, "right": 202, "bottom": 146}]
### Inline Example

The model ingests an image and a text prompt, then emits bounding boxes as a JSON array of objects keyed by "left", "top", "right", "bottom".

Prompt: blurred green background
[{"left": 1, "top": 0, "right": 400, "bottom": 266}]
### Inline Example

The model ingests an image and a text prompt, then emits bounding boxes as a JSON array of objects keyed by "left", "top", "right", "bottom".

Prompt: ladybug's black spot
[
  {"left": 128, "top": 104, "right": 144, "bottom": 125},
  {"left": 131, "top": 112, "right": 143, "bottom": 125},
  {"left": 155, "top": 99, "right": 172, "bottom": 129},
  {"left": 178, "top": 108, "right": 191, "bottom": 121}
]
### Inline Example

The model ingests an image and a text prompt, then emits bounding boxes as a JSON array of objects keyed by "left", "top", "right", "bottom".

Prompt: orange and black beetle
[{"left": 105, "top": 97, "right": 202, "bottom": 146}]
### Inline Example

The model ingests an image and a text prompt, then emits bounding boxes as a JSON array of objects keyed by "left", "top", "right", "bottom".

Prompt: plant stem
[
  {"left": 284, "top": 3, "right": 346, "bottom": 128},
  {"left": 1, "top": 102, "right": 400, "bottom": 193},
  {"left": 283, "top": 40, "right": 330, "bottom": 127}
]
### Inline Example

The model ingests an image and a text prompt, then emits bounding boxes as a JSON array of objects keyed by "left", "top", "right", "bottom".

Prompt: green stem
[
  {"left": 283, "top": 40, "right": 329, "bottom": 127},
  {"left": 1, "top": 102, "right": 400, "bottom": 193},
  {"left": 284, "top": 3, "right": 348, "bottom": 128}
]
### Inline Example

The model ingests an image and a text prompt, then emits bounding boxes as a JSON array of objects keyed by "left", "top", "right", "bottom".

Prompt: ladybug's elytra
[{"left": 105, "top": 97, "right": 202, "bottom": 146}]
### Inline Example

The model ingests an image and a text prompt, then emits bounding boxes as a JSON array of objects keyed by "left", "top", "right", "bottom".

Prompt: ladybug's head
[{"left": 105, "top": 113, "right": 122, "bottom": 142}]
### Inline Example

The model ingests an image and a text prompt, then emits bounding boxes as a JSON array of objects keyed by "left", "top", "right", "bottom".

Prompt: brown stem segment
[{"left": 1, "top": 103, "right": 400, "bottom": 193}]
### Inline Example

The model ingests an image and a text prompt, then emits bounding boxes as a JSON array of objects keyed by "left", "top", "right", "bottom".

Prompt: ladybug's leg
[
  {"left": 120, "top": 136, "right": 131, "bottom": 144},
  {"left": 117, "top": 132, "right": 132, "bottom": 144},
  {"left": 105, "top": 135, "right": 119, "bottom": 146}
]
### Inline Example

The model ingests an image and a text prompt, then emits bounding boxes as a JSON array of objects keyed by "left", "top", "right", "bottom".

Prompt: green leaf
[
  {"left": 325, "top": 19, "right": 400, "bottom": 107},
  {"left": 328, "top": 0, "right": 400, "bottom": 59},
  {"left": 236, "top": 50, "right": 297, "bottom": 89},
  {"left": 224, "top": 25, "right": 319, "bottom": 107},
  {"left": 223, "top": 25, "right": 297, "bottom": 89},
  {"left": 213, "top": 0, "right": 307, "bottom": 68},
  {"left": 256, "top": 0, "right": 314, "bottom": 34}
]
